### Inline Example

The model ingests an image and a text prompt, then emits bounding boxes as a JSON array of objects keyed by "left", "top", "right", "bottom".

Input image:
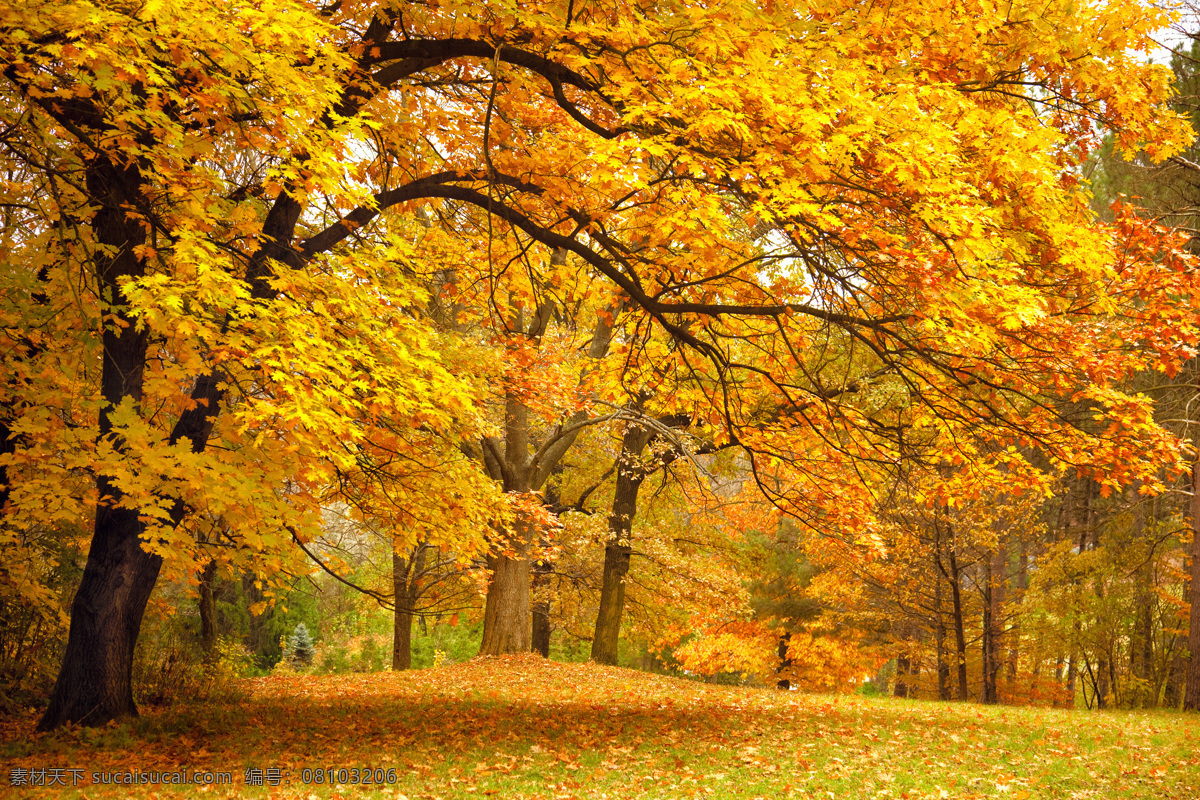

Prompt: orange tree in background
[{"left": 1, "top": 0, "right": 1198, "bottom": 729}]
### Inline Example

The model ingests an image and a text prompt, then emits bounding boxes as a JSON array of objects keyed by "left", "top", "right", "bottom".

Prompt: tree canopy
[{"left": 1, "top": 0, "right": 1199, "bottom": 729}]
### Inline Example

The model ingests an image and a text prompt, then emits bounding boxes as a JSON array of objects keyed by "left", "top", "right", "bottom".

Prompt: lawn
[{"left": 1, "top": 655, "right": 1197, "bottom": 799}]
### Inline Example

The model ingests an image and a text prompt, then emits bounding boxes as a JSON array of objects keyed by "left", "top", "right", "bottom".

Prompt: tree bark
[
  {"left": 980, "top": 553, "right": 997, "bottom": 705},
  {"left": 1006, "top": 542, "right": 1027, "bottom": 685},
  {"left": 198, "top": 559, "right": 218, "bottom": 662},
  {"left": 948, "top": 546, "right": 969, "bottom": 700},
  {"left": 776, "top": 632, "right": 793, "bottom": 690},
  {"left": 591, "top": 423, "right": 653, "bottom": 665},
  {"left": 480, "top": 545, "right": 533, "bottom": 654},
  {"left": 1183, "top": 445, "right": 1200, "bottom": 710},
  {"left": 934, "top": 574, "right": 950, "bottom": 701},
  {"left": 478, "top": 391, "right": 536, "bottom": 656},
  {"left": 980, "top": 542, "right": 1005, "bottom": 704},
  {"left": 894, "top": 651, "right": 912, "bottom": 699},
  {"left": 241, "top": 573, "right": 274, "bottom": 664},
  {"left": 392, "top": 544, "right": 427, "bottom": 670},
  {"left": 38, "top": 156, "right": 158, "bottom": 731},
  {"left": 531, "top": 557, "right": 552, "bottom": 657}
]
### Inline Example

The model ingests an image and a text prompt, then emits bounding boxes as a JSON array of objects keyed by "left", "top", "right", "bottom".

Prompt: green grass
[{"left": 2, "top": 655, "right": 1197, "bottom": 798}]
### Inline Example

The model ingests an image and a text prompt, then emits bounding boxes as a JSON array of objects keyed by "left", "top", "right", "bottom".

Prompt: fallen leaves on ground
[{"left": 2, "top": 655, "right": 1197, "bottom": 799}]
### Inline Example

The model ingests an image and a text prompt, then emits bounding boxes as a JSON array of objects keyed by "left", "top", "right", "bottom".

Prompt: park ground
[{"left": 0, "top": 655, "right": 1197, "bottom": 799}]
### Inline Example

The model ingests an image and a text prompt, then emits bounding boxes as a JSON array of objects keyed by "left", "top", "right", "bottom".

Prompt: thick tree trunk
[
  {"left": 592, "top": 542, "right": 632, "bottom": 665},
  {"left": 37, "top": 498, "right": 162, "bottom": 730},
  {"left": 392, "top": 604, "right": 413, "bottom": 670},
  {"left": 591, "top": 423, "right": 652, "bottom": 665},
  {"left": 478, "top": 390, "right": 535, "bottom": 656},
  {"left": 38, "top": 157, "right": 158, "bottom": 731},
  {"left": 480, "top": 548, "right": 532, "bottom": 654}
]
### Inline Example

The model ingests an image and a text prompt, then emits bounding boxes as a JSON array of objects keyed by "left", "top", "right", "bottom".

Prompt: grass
[{"left": 1, "top": 655, "right": 1197, "bottom": 799}]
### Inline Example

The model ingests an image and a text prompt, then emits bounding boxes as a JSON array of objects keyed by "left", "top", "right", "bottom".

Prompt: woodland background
[{"left": 4, "top": 0, "right": 1200, "bottom": 739}]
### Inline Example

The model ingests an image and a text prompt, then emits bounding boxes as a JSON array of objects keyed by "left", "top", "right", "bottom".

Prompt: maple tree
[{"left": 3, "top": 0, "right": 1200, "bottom": 731}]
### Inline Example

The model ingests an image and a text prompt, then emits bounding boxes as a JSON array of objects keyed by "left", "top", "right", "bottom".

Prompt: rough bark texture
[
  {"left": 37, "top": 157, "right": 160, "bottom": 731},
  {"left": 776, "top": 633, "right": 793, "bottom": 690},
  {"left": 591, "top": 423, "right": 653, "bottom": 665},
  {"left": 480, "top": 545, "right": 533, "bottom": 654},
  {"left": 478, "top": 391, "right": 536, "bottom": 656},
  {"left": 392, "top": 602, "right": 413, "bottom": 670}
]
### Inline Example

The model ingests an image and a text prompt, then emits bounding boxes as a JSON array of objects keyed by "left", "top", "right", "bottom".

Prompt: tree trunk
[
  {"left": 392, "top": 603, "right": 413, "bottom": 671},
  {"left": 479, "top": 388, "right": 536, "bottom": 656},
  {"left": 1183, "top": 446, "right": 1200, "bottom": 710},
  {"left": 894, "top": 651, "right": 911, "bottom": 699},
  {"left": 776, "top": 632, "right": 793, "bottom": 690},
  {"left": 392, "top": 544, "right": 427, "bottom": 670},
  {"left": 935, "top": 575, "right": 951, "bottom": 701},
  {"left": 591, "top": 423, "right": 653, "bottom": 665},
  {"left": 1006, "top": 543, "right": 1027, "bottom": 685},
  {"left": 198, "top": 559, "right": 218, "bottom": 662},
  {"left": 480, "top": 547, "right": 532, "bottom": 654},
  {"left": 477, "top": 294, "right": 613, "bottom": 657},
  {"left": 38, "top": 156, "right": 158, "bottom": 731},
  {"left": 531, "top": 557, "right": 551, "bottom": 658},
  {"left": 979, "top": 536, "right": 1006, "bottom": 706},
  {"left": 948, "top": 546, "right": 969, "bottom": 700},
  {"left": 531, "top": 466, "right": 561, "bottom": 658},
  {"left": 980, "top": 555, "right": 996, "bottom": 705},
  {"left": 592, "top": 542, "right": 632, "bottom": 665},
  {"left": 240, "top": 573, "right": 275, "bottom": 664},
  {"left": 1134, "top": 593, "right": 1155, "bottom": 708}
]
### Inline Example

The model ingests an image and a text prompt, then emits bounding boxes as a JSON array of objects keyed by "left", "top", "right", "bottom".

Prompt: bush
[
  {"left": 410, "top": 619, "right": 481, "bottom": 668},
  {"left": 355, "top": 635, "right": 384, "bottom": 672},
  {"left": 134, "top": 628, "right": 252, "bottom": 708},
  {"left": 289, "top": 623, "right": 314, "bottom": 666}
]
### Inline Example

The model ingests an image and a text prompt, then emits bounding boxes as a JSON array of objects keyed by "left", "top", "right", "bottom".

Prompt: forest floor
[{"left": 0, "top": 654, "right": 1196, "bottom": 799}]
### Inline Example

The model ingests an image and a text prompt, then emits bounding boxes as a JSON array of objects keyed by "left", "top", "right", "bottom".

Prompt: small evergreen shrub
[{"left": 289, "top": 623, "right": 314, "bottom": 666}]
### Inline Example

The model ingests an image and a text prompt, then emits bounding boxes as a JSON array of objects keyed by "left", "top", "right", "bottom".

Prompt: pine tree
[{"left": 289, "top": 623, "right": 314, "bottom": 667}]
